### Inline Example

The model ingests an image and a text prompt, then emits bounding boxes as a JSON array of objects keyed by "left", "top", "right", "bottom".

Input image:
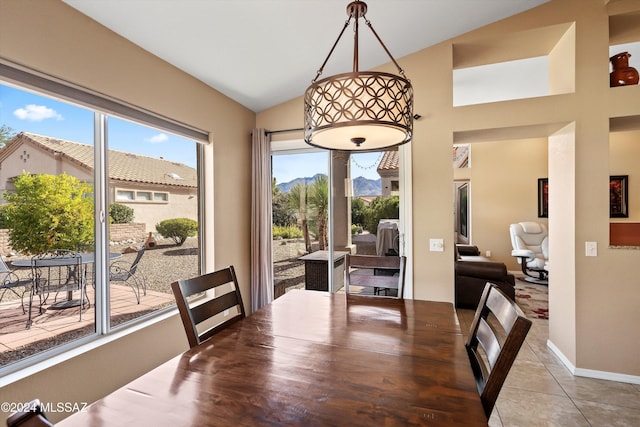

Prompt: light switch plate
[
  {"left": 429, "top": 238, "right": 444, "bottom": 252},
  {"left": 585, "top": 241, "right": 597, "bottom": 257}
]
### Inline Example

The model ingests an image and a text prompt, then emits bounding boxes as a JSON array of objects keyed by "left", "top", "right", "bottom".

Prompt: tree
[
  {"left": 272, "top": 178, "right": 295, "bottom": 227},
  {"left": 0, "top": 125, "right": 17, "bottom": 148},
  {"left": 308, "top": 175, "right": 329, "bottom": 250},
  {"left": 288, "top": 182, "right": 311, "bottom": 252},
  {"left": 351, "top": 197, "right": 366, "bottom": 226},
  {"left": 3, "top": 173, "right": 94, "bottom": 254},
  {"left": 363, "top": 195, "right": 399, "bottom": 235}
]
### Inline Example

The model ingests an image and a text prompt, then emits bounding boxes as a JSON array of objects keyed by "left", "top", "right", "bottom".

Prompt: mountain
[
  {"left": 276, "top": 174, "right": 381, "bottom": 197},
  {"left": 276, "top": 174, "right": 326, "bottom": 193},
  {"left": 352, "top": 176, "right": 381, "bottom": 196}
]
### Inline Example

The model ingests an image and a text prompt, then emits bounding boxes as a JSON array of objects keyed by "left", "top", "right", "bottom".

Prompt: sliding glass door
[{"left": 271, "top": 150, "right": 328, "bottom": 298}]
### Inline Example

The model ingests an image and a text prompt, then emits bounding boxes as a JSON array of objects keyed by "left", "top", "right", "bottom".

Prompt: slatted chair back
[
  {"left": 128, "top": 244, "right": 146, "bottom": 276},
  {"left": 345, "top": 254, "right": 406, "bottom": 298},
  {"left": 466, "top": 282, "right": 532, "bottom": 418},
  {"left": 171, "top": 266, "right": 246, "bottom": 348}
]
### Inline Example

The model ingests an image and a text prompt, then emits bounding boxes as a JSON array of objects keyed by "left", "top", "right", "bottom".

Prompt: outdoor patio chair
[
  {"left": 171, "top": 265, "right": 246, "bottom": 348},
  {"left": 28, "top": 250, "right": 88, "bottom": 329},
  {"left": 109, "top": 244, "right": 147, "bottom": 303},
  {"left": 345, "top": 254, "right": 406, "bottom": 298},
  {"left": 0, "top": 255, "right": 32, "bottom": 313}
]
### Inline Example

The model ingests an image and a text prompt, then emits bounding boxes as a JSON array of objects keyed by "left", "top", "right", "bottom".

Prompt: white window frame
[{"left": 0, "top": 60, "right": 209, "bottom": 379}]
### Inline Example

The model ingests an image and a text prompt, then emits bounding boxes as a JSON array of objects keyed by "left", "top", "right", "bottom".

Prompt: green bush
[
  {"left": 2, "top": 173, "right": 94, "bottom": 254},
  {"left": 351, "top": 197, "right": 366, "bottom": 226},
  {"left": 273, "top": 225, "right": 303, "bottom": 239},
  {"left": 0, "top": 204, "right": 9, "bottom": 229},
  {"left": 363, "top": 195, "right": 399, "bottom": 234},
  {"left": 156, "top": 218, "right": 198, "bottom": 246},
  {"left": 351, "top": 224, "right": 363, "bottom": 235},
  {"left": 109, "top": 203, "right": 134, "bottom": 224}
]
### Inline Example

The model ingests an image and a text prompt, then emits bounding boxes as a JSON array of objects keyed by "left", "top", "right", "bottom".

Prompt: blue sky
[
  {"left": 272, "top": 151, "right": 385, "bottom": 185},
  {"left": 1, "top": 82, "right": 385, "bottom": 182},
  {"left": 0, "top": 83, "right": 197, "bottom": 168}
]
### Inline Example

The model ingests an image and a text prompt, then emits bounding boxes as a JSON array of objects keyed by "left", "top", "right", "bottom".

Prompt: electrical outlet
[
  {"left": 485, "top": 250, "right": 491, "bottom": 258},
  {"left": 585, "top": 241, "right": 597, "bottom": 257},
  {"left": 223, "top": 309, "right": 230, "bottom": 317},
  {"left": 429, "top": 238, "right": 444, "bottom": 252}
]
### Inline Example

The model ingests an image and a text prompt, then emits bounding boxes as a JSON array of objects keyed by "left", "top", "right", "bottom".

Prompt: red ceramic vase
[{"left": 610, "top": 52, "right": 639, "bottom": 87}]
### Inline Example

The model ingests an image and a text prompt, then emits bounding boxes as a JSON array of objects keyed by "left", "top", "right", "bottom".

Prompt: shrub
[
  {"left": 156, "top": 218, "right": 198, "bottom": 246},
  {"left": 109, "top": 203, "right": 134, "bottom": 224},
  {"left": 351, "top": 224, "right": 363, "bottom": 235},
  {"left": 351, "top": 197, "right": 366, "bottom": 226},
  {"left": 0, "top": 204, "right": 9, "bottom": 229},
  {"left": 273, "top": 225, "right": 303, "bottom": 239},
  {"left": 363, "top": 195, "right": 399, "bottom": 235},
  {"left": 3, "top": 173, "right": 94, "bottom": 254}
]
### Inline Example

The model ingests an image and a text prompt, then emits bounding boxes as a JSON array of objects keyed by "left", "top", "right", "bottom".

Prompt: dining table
[{"left": 57, "top": 290, "right": 488, "bottom": 426}]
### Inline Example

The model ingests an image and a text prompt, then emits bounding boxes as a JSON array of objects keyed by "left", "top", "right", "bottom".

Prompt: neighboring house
[
  {"left": 0, "top": 132, "right": 197, "bottom": 231},
  {"left": 377, "top": 149, "right": 399, "bottom": 197}
]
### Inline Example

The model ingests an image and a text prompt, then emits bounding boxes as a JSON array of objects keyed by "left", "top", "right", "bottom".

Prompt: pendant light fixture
[{"left": 304, "top": 1, "right": 413, "bottom": 152}]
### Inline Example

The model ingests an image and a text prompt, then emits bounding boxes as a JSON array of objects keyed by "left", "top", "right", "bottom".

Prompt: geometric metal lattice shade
[
  {"left": 304, "top": 71, "right": 413, "bottom": 151},
  {"left": 303, "top": 1, "right": 414, "bottom": 152}
]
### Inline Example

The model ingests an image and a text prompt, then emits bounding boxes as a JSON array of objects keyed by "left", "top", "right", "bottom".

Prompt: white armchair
[{"left": 509, "top": 222, "right": 548, "bottom": 284}]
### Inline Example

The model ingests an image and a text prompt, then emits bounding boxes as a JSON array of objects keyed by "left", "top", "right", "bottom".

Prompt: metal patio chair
[{"left": 109, "top": 244, "right": 147, "bottom": 303}]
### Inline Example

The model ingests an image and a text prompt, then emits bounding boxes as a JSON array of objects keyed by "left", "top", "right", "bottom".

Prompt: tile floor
[{"left": 456, "top": 308, "right": 640, "bottom": 427}]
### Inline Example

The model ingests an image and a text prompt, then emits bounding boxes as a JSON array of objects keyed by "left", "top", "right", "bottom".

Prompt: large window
[{"left": 0, "top": 77, "right": 203, "bottom": 371}]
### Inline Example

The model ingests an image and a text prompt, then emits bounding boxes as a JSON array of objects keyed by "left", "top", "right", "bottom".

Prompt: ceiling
[{"left": 63, "top": 0, "right": 549, "bottom": 113}]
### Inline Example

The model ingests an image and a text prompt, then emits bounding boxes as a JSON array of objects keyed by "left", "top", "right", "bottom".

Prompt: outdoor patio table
[
  {"left": 57, "top": 290, "right": 488, "bottom": 426},
  {"left": 12, "top": 252, "right": 122, "bottom": 309}
]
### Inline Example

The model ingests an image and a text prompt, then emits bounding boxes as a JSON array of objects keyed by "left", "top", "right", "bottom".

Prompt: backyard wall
[{"left": 0, "top": 223, "right": 147, "bottom": 255}]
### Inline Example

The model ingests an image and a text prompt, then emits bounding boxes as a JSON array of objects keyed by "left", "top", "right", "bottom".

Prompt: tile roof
[
  {"left": 9, "top": 132, "right": 196, "bottom": 188},
  {"left": 377, "top": 149, "right": 399, "bottom": 172}
]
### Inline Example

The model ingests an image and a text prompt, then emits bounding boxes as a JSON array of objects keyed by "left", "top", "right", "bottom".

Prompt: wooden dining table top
[{"left": 58, "top": 290, "right": 488, "bottom": 426}]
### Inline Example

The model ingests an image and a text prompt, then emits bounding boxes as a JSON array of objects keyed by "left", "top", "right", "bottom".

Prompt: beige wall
[
  {"left": 111, "top": 183, "right": 198, "bottom": 232},
  {"left": 257, "top": 0, "right": 640, "bottom": 379},
  {"left": 454, "top": 138, "right": 549, "bottom": 271},
  {"left": 610, "top": 129, "right": 640, "bottom": 222},
  {"left": 0, "top": 0, "right": 254, "bottom": 423}
]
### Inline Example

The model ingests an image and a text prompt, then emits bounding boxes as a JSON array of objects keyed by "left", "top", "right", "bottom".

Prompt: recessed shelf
[{"left": 452, "top": 22, "right": 575, "bottom": 107}]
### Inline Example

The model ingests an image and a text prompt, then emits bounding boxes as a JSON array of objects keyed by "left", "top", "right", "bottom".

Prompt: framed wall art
[
  {"left": 610, "top": 175, "right": 628, "bottom": 218},
  {"left": 538, "top": 178, "right": 548, "bottom": 218}
]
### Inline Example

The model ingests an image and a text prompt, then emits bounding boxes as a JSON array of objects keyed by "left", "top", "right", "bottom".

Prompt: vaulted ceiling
[{"left": 63, "top": 0, "right": 549, "bottom": 112}]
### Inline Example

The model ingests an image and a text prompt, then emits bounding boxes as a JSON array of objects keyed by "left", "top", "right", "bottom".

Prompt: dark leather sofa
[{"left": 454, "top": 245, "right": 516, "bottom": 309}]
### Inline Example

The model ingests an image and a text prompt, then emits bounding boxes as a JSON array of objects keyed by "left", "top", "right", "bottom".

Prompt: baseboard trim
[{"left": 547, "top": 339, "right": 640, "bottom": 385}]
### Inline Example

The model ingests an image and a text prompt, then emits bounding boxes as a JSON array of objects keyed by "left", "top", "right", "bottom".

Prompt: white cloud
[
  {"left": 146, "top": 133, "right": 169, "bottom": 143},
  {"left": 13, "top": 104, "right": 63, "bottom": 122}
]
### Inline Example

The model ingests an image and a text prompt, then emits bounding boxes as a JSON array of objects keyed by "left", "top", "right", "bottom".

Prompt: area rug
[{"left": 515, "top": 281, "right": 549, "bottom": 320}]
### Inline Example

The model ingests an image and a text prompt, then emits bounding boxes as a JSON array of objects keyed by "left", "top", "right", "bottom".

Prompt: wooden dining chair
[
  {"left": 6, "top": 399, "right": 54, "bottom": 427},
  {"left": 466, "top": 282, "right": 532, "bottom": 419},
  {"left": 344, "top": 254, "right": 406, "bottom": 298},
  {"left": 171, "top": 266, "right": 246, "bottom": 348}
]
